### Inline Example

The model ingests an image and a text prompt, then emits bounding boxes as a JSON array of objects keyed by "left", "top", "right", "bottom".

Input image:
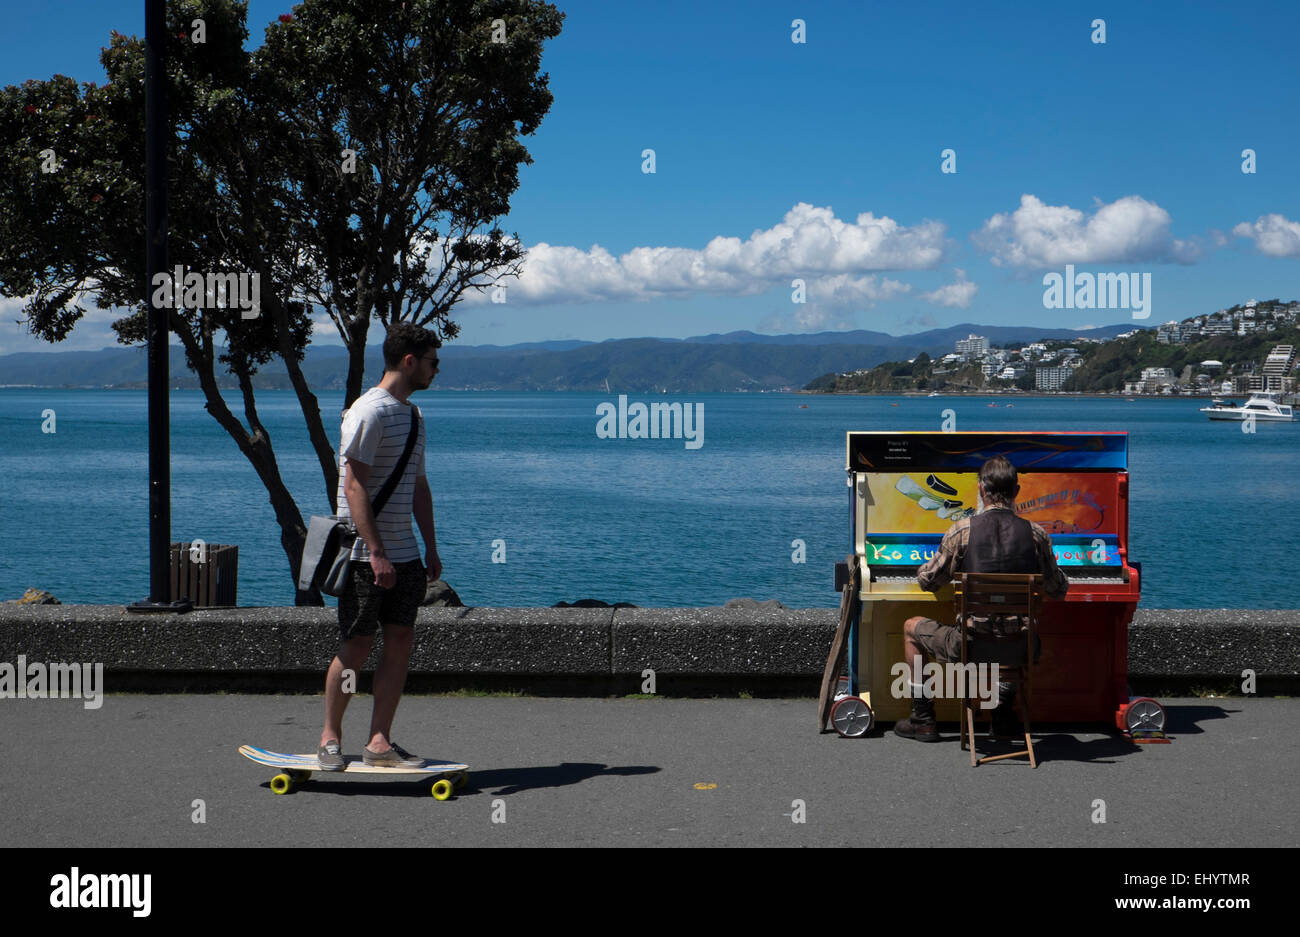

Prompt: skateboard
[{"left": 239, "top": 745, "right": 470, "bottom": 800}]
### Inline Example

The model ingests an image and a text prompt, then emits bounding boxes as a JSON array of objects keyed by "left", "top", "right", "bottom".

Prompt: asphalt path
[{"left": 1, "top": 694, "right": 1295, "bottom": 848}]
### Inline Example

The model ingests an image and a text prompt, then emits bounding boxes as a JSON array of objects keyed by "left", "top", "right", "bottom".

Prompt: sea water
[{"left": 1, "top": 389, "right": 1295, "bottom": 609}]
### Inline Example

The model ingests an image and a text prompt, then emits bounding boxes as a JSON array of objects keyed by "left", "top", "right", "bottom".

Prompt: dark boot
[
  {"left": 894, "top": 689, "right": 940, "bottom": 742},
  {"left": 990, "top": 682, "right": 1020, "bottom": 739}
]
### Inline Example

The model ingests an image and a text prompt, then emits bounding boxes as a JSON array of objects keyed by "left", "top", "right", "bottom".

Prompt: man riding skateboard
[{"left": 319, "top": 322, "right": 444, "bottom": 770}]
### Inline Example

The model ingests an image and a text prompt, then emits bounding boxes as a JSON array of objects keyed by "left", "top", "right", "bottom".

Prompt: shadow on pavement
[
  {"left": 463, "top": 762, "right": 661, "bottom": 795},
  {"left": 1161, "top": 703, "right": 1232, "bottom": 735},
  {"left": 940, "top": 702, "right": 1237, "bottom": 762},
  {"left": 269, "top": 762, "right": 660, "bottom": 798},
  {"left": 861, "top": 716, "right": 1213, "bottom": 765},
  {"left": 991, "top": 733, "right": 1140, "bottom": 765}
]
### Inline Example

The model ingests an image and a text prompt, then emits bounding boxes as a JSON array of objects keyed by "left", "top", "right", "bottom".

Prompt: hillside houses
[{"left": 1157, "top": 300, "right": 1300, "bottom": 345}]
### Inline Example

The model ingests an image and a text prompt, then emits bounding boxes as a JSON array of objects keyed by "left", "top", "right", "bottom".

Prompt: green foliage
[
  {"left": 1066, "top": 325, "right": 1300, "bottom": 390},
  {"left": 0, "top": 0, "right": 564, "bottom": 601},
  {"left": 2, "top": 0, "right": 563, "bottom": 377}
]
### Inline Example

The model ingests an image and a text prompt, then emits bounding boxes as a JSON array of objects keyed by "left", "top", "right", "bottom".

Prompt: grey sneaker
[
  {"left": 363, "top": 741, "right": 425, "bottom": 768},
  {"left": 317, "top": 739, "right": 345, "bottom": 772}
]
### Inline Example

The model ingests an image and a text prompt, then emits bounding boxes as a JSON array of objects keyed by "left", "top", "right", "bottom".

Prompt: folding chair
[{"left": 955, "top": 573, "right": 1043, "bottom": 768}]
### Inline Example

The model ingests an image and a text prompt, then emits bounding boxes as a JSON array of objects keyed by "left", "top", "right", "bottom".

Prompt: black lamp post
[{"left": 127, "top": 0, "right": 191, "bottom": 614}]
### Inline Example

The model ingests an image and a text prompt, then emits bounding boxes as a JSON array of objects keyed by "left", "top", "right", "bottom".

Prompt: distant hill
[
  {"left": 681, "top": 323, "right": 1137, "bottom": 347},
  {"left": 808, "top": 301, "right": 1300, "bottom": 394},
  {"left": 0, "top": 323, "right": 1147, "bottom": 392}
]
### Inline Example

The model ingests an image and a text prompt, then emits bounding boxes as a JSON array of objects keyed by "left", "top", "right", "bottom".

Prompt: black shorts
[{"left": 338, "top": 559, "right": 426, "bottom": 640}]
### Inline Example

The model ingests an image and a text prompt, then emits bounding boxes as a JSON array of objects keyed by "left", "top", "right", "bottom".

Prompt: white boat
[{"left": 1200, "top": 392, "right": 1295, "bottom": 422}]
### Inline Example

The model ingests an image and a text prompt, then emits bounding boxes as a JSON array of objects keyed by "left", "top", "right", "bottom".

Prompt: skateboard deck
[
  {"left": 239, "top": 745, "right": 469, "bottom": 799},
  {"left": 818, "top": 557, "right": 860, "bottom": 732}
]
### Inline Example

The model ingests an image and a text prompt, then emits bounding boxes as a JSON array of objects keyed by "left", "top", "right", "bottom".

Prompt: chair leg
[
  {"left": 1023, "top": 672, "right": 1037, "bottom": 768},
  {"left": 974, "top": 667, "right": 1035, "bottom": 767},
  {"left": 965, "top": 698, "right": 978, "bottom": 767}
]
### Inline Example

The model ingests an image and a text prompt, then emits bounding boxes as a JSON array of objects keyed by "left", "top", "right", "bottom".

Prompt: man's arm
[
  {"left": 1033, "top": 525, "right": 1069, "bottom": 599},
  {"left": 413, "top": 474, "right": 441, "bottom": 580},
  {"left": 344, "top": 458, "right": 387, "bottom": 562},
  {"left": 917, "top": 523, "right": 964, "bottom": 592}
]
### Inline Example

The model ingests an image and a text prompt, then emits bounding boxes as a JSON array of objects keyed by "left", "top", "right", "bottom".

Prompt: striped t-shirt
[{"left": 335, "top": 387, "right": 426, "bottom": 563}]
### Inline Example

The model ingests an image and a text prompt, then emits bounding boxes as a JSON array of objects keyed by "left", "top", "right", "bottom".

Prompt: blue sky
[{"left": 2, "top": 0, "right": 1299, "bottom": 355}]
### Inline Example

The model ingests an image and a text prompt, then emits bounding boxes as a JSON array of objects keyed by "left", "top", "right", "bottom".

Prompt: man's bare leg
[
  {"left": 896, "top": 617, "right": 940, "bottom": 740},
  {"left": 902, "top": 616, "right": 927, "bottom": 672},
  {"left": 321, "top": 635, "right": 373, "bottom": 747},
  {"left": 367, "top": 624, "right": 415, "bottom": 751}
]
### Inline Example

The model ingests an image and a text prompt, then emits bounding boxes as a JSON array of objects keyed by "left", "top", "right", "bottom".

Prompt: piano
[{"left": 835, "top": 431, "right": 1157, "bottom": 731}]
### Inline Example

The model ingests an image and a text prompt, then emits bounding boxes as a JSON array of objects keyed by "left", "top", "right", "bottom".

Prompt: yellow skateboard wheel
[
  {"left": 289, "top": 770, "right": 311, "bottom": 783},
  {"left": 271, "top": 773, "right": 294, "bottom": 795},
  {"left": 431, "top": 779, "right": 454, "bottom": 801},
  {"left": 453, "top": 771, "right": 469, "bottom": 790}
]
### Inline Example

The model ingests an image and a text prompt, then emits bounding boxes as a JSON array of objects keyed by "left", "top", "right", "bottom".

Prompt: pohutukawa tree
[{"left": 0, "top": 0, "right": 562, "bottom": 603}]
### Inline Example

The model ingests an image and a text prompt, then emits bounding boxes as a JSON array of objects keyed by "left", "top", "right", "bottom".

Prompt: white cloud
[
  {"left": 921, "top": 269, "right": 978, "bottom": 308},
  {"left": 972, "top": 194, "right": 1201, "bottom": 267},
  {"left": 758, "top": 305, "right": 857, "bottom": 333},
  {"left": 899, "top": 312, "right": 939, "bottom": 331},
  {"left": 804, "top": 274, "right": 912, "bottom": 305},
  {"left": 1233, "top": 214, "right": 1300, "bottom": 258},
  {"left": 310, "top": 312, "right": 339, "bottom": 333},
  {"left": 463, "top": 202, "right": 948, "bottom": 307},
  {"left": 0, "top": 293, "right": 130, "bottom": 355}
]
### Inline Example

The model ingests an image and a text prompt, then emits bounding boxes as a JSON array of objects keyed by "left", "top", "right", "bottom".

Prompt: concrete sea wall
[{"left": 1, "top": 605, "right": 1296, "bottom": 696}]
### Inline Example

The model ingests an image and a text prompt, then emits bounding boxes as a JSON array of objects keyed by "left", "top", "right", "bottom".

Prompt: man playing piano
[{"left": 895, "top": 455, "right": 1069, "bottom": 742}]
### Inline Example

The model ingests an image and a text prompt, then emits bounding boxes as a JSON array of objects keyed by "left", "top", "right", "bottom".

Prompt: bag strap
[{"left": 369, "top": 406, "right": 421, "bottom": 519}]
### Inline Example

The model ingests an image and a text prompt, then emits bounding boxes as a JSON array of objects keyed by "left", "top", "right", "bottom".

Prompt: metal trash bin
[{"left": 169, "top": 542, "right": 238, "bottom": 607}]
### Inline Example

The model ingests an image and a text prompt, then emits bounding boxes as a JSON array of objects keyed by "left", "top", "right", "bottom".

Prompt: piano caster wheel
[
  {"left": 1124, "top": 697, "right": 1166, "bottom": 735},
  {"left": 831, "top": 697, "right": 874, "bottom": 737}
]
